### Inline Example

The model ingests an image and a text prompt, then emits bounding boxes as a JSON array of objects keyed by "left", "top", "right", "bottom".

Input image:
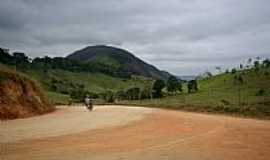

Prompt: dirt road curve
[{"left": 1, "top": 105, "right": 270, "bottom": 160}]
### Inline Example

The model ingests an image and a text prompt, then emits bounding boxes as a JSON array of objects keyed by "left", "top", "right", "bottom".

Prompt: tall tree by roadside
[
  {"left": 152, "top": 79, "right": 165, "bottom": 98},
  {"left": 167, "top": 76, "right": 179, "bottom": 94},
  {"left": 263, "top": 58, "right": 270, "bottom": 68},
  {"left": 0, "top": 48, "right": 13, "bottom": 64},
  {"left": 187, "top": 80, "right": 198, "bottom": 93},
  {"left": 177, "top": 80, "right": 183, "bottom": 92}
]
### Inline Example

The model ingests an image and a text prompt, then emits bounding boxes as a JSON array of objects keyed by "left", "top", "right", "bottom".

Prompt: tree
[
  {"left": 240, "top": 64, "right": 243, "bottom": 70},
  {"left": 215, "top": 66, "right": 222, "bottom": 73},
  {"left": 99, "top": 90, "right": 116, "bottom": 103},
  {"left": 254, "top": 61, "right": 260, "bottom": 72},
  {"left": 247, "top": 58, "right": 252, "bottom": 65},
  {"left": 12, "top": 52, "right": 30, "bottom": 70},
  {"left": 152, "top": 79, "right": 165, "bottom": 98},
  {"left": 263, "top": 59, "right": 270, "bottom": 68},
  {"left": 187, "top": 80, "right": 198, "bottom": 93},
  {"left": 231, "top": 68, "right": 237, "bottom": 74},
  {"left": 167, "top": 76, "right": 179, "bottom": 94},
  {"left": 139, "top": 80, "right": 153, "bottom": 99},
  {"left": 13, "top": 52, "right": 29, "bottom": 64},
  {"left": 177, "top": 80, "right": 183, "bottom": 92},
  {"left": 126, "top": 87, "right": 140, "bottom": 100},
  {"left": 233, "top": 74, "right": 245, "bottom": 106},
  {"left": 0, "top": 48, "right": 13, "bottom": 64}
]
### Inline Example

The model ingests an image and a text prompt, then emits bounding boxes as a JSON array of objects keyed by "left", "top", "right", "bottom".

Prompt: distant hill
[
  {"left": 177, "top": 75, "right": 196, "bottom": 81},
  {"left": 67, "top": 45, "right": 171, "bottom": 80}
]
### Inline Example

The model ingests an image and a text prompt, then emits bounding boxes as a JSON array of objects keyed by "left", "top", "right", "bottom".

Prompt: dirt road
[{"left": 1, "top": 105, "right": 270, "bottom": 160}]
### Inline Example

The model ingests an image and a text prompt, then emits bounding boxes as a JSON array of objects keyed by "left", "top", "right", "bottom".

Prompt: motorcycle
[{"left": 85, "top": 100, "right": 93, "bottom": 111}]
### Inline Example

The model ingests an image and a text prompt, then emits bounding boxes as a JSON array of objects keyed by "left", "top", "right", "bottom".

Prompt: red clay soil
[
  {"left": 1, "top": 106, "right": 270, "bottom": 160},
  {"left": 0, "top": 68, "right": 54, "bottom": 120}
]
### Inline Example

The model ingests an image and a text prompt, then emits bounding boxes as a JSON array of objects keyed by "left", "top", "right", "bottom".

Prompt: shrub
[
  {"left": 221, "top": 99, "right": 230, "bottom": 105},
  {"left": 231, "top": 68, "right": 237, "bottom": 74},
  {"left": 153, "top": 79, "right": 165, "bottom": 98},
  {"left": 256, "top": 89, "right": 266, "bottom": 96}
]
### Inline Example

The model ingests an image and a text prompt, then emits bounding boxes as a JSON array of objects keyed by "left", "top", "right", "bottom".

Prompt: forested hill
[{"left": 67, "top": 45, "right": 171, "bottom": 80}]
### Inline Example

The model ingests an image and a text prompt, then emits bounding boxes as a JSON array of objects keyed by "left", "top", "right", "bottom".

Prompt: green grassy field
[
  {"left": 23, "top": 69, "right": 150, "bottom": 104},
  {"left": 119, "top": 68, "right": 270, "bottom": 119}
]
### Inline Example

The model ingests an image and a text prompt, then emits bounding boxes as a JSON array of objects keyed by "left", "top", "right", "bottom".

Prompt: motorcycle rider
[{"left": 84, "top": 94, "right": 93, "bottom": 111}]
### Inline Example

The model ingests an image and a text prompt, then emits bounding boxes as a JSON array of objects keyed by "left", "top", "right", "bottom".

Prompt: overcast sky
[{"left": 1, "top": 0, "right": 270, "bottom": 75}]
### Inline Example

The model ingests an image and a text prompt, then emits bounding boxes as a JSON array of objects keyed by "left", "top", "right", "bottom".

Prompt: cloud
[{"left": 0, "top": 0, "right": 270, "bottom": 75}]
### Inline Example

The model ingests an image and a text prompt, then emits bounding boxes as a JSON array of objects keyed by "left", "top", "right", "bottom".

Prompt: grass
[
  {"left": 119, "top": 68, "right": 270, "bottom": 119},
  {"left": 24, "top": 69, "right": 148, "bottom": 92},
  {"left": 21, "top": 69, "right": 151, "bottom": 104},
  {"left": 47, "top": 92, "right": 71, "bottom": 105}
]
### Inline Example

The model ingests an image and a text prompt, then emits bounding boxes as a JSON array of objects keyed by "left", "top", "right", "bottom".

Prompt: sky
[{"left": 0, "top": 0, "right": 270, "bottom": 75}]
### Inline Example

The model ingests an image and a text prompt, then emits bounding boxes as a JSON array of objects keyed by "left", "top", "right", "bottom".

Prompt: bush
[
  {"left": 187, "top": 80, "right": 198, "bottom": 93},
  {"left": 256, "top": 89, "right": 266, "bottom": 96},
  {"left": 126, "top": 87, "right": 140, "bottom": 100},
  {"left": 221, "top": 99, "right": 230, "bottom": 105},
  {"left": 231, "top": 68, "right": 237, "bottom": 74},
  {"left": 99, "top": 90, "right": 116, "bottom": 103},
  {"left": 152, "top": 79, "right": 165, "bottom": 98}
]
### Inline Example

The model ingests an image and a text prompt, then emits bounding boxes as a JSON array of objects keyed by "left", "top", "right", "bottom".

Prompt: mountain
[
  {"left": 177, "top": 75, "right": 196, "bottom": 81},
  {"left": 66, "top": 45, "right": 171, "bottom": 80}
]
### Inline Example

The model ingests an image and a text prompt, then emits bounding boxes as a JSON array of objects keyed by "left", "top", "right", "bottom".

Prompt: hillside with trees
[
  {"left": 120, "top": 58, "right": 270, "bottom": 119},
  {"left": 67, "top": 45, "right": 171, "bottom": 80},
  {"left": 1, "top": 46, "right": 269, "bottom": 118},
  {"left": 0, "top": 47, "right": 166, "bottom": 104}
]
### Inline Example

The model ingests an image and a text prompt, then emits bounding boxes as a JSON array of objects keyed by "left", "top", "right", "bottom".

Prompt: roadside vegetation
[
  {"left": 0, "top": 48, "right": 153, "bottom": 104},
  {"left": 1, "top": 47, "right": 269, "bottom": 118},
  {"left": 119, "top": 59, "right": 270, "bottom": 119}
]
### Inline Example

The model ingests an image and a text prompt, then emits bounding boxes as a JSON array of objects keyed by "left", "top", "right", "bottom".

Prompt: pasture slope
[{"left": 120, "top": 67, "right": 270, "bottom": 119}]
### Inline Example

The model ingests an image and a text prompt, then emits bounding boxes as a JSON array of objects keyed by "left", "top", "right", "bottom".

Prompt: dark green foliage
[
  {"left": 187, "top": 80, "right": 198, "bottom": 93},
  {"left": 70, "top": 90, "right": 86, "bottom": 102},
  {"left": 177, "top": 80, "right": 183, "bottom": 92},
  {"left": 256, "top": 89, "right": 266, "bottom": 96},
  {"left": 166, "top": 76, "right": 179, "bottom": 93},
  {"left": 0, "top": 49, "right": 30, "bottom": 70},
  {"left": 115, "top": 90, "right": 128, "bottom": 101},
  {"left": 254, "top": 61, "right": 260, "bottom": 72},
  {"left": 13, "top": 52, "right": 30, "bottom": 64},
  {"left": 233, "top": 75, "right": 244, "bottom": 85},
  {"left": 263, "top": 59, "right": 270, "bottom": 68},
  {"left": 221, "top": 99, "right": 230, "bottom": 105},
  {"left": 0, "top": 46, "right": 170, "bottom": 80},
  {"left": 0, "top": 48, "right": 13, "bottom": 64},
  {"left": 140, "top": 88, "right": 151, "bottom": 99},
  {"left": 152, "top": 79, "right": 165, "bottom": 98},
  {"left": 99, "top": 90, "right": 116, "bottom": 103},
  {"left": 126, "top": 87, "right": 141, "bottom": 100},
  {"left": 240, "top": 64, "right": 243, "bottom": 70},
  {"left": 231, "top": 68, "right": 237, "bottom": 74}
]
